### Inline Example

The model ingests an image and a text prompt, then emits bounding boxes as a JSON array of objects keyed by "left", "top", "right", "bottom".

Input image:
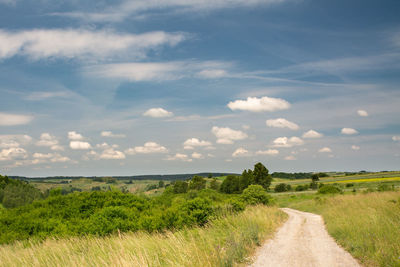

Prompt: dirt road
[{"left": 250, "top": 208, "right": 361, "bottom": 267}]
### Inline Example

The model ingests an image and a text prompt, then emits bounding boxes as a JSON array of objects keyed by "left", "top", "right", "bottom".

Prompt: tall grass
[
  {"left": 0, "top": 205, "right": 286, "bottom": 267},
  {"left": 288, "top": 191, "right": 400, "bottom": 267}
]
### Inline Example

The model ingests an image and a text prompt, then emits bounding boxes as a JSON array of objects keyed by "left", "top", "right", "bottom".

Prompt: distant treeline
[
  {"left": 9, "top": 173, "right": 238, "bottom": 181},
  {"left": 271, "top": 172, "right": 313, "bottom": 179}
]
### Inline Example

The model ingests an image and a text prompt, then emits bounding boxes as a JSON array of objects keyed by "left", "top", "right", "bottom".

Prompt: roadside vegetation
[{"left": 286, "top": 191, "right": 400, "bottom": 267}]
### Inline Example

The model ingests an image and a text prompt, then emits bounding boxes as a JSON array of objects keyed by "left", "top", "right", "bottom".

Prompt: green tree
[
  {"left": 219, "top": 175, "right": 241, "bottom": 194},
  {"left": 173, "top": 181, "right": 189, "bottom": 193},
  {"left": 241, "top": 185, "right": 270, "bottom": 205},
  {"left": 311, "top": 173, "right": 320, "bottom": 182},
  {"left": 253, "top": 163, "right": 272, "bottom": 189},
  {"left": 158, "top": 180, "right": 165, "bottom": 188},
  {"left": 239, "top": 169, "right": 253, "bottom": 191},
  {"left": 188, "top": 176, "right": 206, "bottom": 190}
]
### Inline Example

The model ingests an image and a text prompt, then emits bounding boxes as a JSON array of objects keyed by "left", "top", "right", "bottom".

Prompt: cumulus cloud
[
  {"left": 50, "top": 154, "right": 71, "bottom": 163},
  {"left": 302, "top": 130, "right": 323, "bottom": 139},
  {"left": 165, "top": 153, "right": 192, "bottom": 162},
  {"left": 101, "top": 131, "right": 126, "bottom": 138},
  {"left": 392, "top": 136, "right": 400, "bottom": 141},
  {"left": 0, "top": 135, "right": 32, "bottom": 148},
  {"left": 36, "top": 133, "right": 59, "bottom": 148},
  {"left": 284, "top": 155, "right": 296, "bottom": 160},
  {"left": 33, "top": 153, "right": 53, "bottom": 159},
  {"left": 266, "top": 118, "right": 299, "bottom": 130},
  {"left": 0, "top": 147, "right": 28, "bottom": 161},
  {"left": 272, "top": 136, "right": 304, "bottom": 148},
  {"left": 0, "top": 29, "right": 185, "bottom": 60},
  {"left": 227, "top": 96, "right": 290, "bottom": 112},
  {"left": 191, "top": 152, "right": 204, "bottom": 159},
  {"left": 232, "top": 147, "right": 250, "bottom": 157},
  {"left": 351, "top": 145, "right": 360, "bottom": 150},
  {"left": 143, "top": 108, "right": 173, "bottom": 118},
  {"left": 68, "top": 131, "right": 84, "bottom": 140},
  {"left": 211, "top": 126, "right": 248, "bottom": 144},
  {"left": 183, "top": 138, "right": 212, "bottom": 149},
  {"left": 357, "top": 110, "right": 368, "bottom": 117},
  {"left": 255, "top": 149, "right": 279, "bottom": 155},
  {"left": 0, "top": 112, "right": 33, "bottom": 126},
  {"left": 341, "top": 128, "right": 358, "bottom": 135},
  {"left": 69, "top": 141, "right": 92, "bottom": 150},
  {"left": 32, "top": 152, "right": 71, "bottom": 163},
  {"left": 100, "top": 148, "right": 126, "bottom": 159},
  {"left": 125, "top": 142, "right": 168, "bottom": 154},
  {"left": 318, "top": 147, "right": 332, "bottom": 153}
]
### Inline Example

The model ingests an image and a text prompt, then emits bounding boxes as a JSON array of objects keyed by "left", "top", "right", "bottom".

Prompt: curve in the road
[{"left": 251, "top": 208, "right": 361, "bottom": 267}]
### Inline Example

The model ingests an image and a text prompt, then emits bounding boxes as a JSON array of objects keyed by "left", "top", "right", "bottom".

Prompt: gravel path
[{"left": 250, "top": 208, "right": 361, "bottom": 267}]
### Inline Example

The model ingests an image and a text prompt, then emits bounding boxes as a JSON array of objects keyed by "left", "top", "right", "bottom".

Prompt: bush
[
  {"left": 295, "top": 185, "right": 308, "bottom": 191},
  {"left": 220, "top": 176, "right": 241, "bottom": 194},
  {"left": 241, "top": 185, "right": 270, "bottom": 205},
  {"left": 346, "top": 183, "right": 354, "bottom": 187},
  {"left": 274, "top": 183, "right": 290, "bottom": 192},
  {"left": 318, "top": 185, "right": 342, "bottom": 194}
]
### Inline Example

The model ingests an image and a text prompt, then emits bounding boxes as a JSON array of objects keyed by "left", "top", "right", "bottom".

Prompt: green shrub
[
  {"left": 274, "top": 183, "right": 290, "bottom": 192},
  {"left": 318, "top": 185, "right": 342, "bottom": 194},
  {"left": 241, "top": 185, "right": 270, "bottom": 205}
]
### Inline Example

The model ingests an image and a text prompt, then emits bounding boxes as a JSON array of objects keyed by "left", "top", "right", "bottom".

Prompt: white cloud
[
  {"left": 125, "top": 142, "right": 168, "bottom": 154},
  {"left": 25, "top": 91, "right": 70, "bottom": 101},
  {"left": 211, "top": 126, "right": 248, "bottom": 144},
  {"left": 392, "top": 136, "right": 400, "bottom": 141},
  {"left": 341, "top": 128, "right": 358, "bottom": 135},
  {"left": 0, "top": 29, "right": 185, "bottom": 60},
  {"left": 69, "top": 141, "right": 92, "bottom": 150},
  {"left": 227, "top": 96, "right": 290, "bottom": 112},
  {"left": 36, "top": 133, "right": 59, "bottom": 147},
  {"left": 68, "top": 131, "right": 84, "bottom": 140},
  {"left": 272, "top": 136, "right": 304, "bottom": 148},
  {"left": 55, "top": 0, "right": 286, "bottom": 22},
  {"left": 88, "top": 61, "right": 231, "bottom": 82},
  {"left": 50, "top": 154, "right": 71, "bottom": 163},
  {"left": 165, "top": 153, "right": 192, "bottom": 162},
  {"left": 302, "top": 130, "right": 323, "bottom": 139},
  {"left": 284, "top": 155, "right": 296, "bottom": 160},
  {"left": 256, "top": 149, "right": 279, "bottom": 155},
  {"left": 197, "top": 69, "right": 227, "bottom": 78},
  {"left": 266, "top": 118, "right": 299, "bottom": 130},
  {"left": 318, "top": 147, "right": 332, "bottom": 153},
  {"left": 33, "top": 153, "right": 53, "bottom": 159},
  {"left": 101, "top": 131, "right": 126, "bottom": 138},
  {"left": 232, "top": 147, "right": 250, "bottom": 157},
  {"left": 183, "top": 138, "right": 212, "bottom": 149},
  {"left": 100, "top": 148, "right": 126, "bottom": 159},
  {"left": 0, "top": 135, "right": 32, "bottom": 148},
  {"left": 143, "top": 108, "right": 173, "bottom": 118},
  {"left": 0, "top": 112, "right": 33, "bottom": 126},
  {"left": 191, "top": 152, "right": 204, "bottom": 159},
  {"left": 0, "top": 147, "right": 28, "bottom": 161},
  {"left": 351, "top": 145, "right": 360, "bottom": 150},
  {"left": 96, "top": 143, "right": 119, "bottom": 149},
  {"left": 357, "top": 110, "right": 368, "bottom": 117}
]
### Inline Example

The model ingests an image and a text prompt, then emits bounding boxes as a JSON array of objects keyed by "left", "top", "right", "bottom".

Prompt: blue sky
[{"left": 0, "top": 0, "right": 399, "bottom": 176}]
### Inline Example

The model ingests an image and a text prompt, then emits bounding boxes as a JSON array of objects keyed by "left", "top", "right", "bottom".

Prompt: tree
[
  {"left": 241, "top": 185, "right": 270, "bottom": 205},
  {"left": 208, "top": 173, "right": 213, "bottom": 178},
  {"left": 311, "top": 173, "right": 320, "bottom": 182},
  {"left": 188, "top": 176, "right": 206, "bottom": 190},
  {"left": 158, "top": 180, "right": 165, "bottom": 188},
  {"left": 219, "top": 175, "right": 241, "bottom": 194},
  {"left": 274, "top": 183, "right": 290, "bottom": 192},
  {"left": 239, "top": 169, "right": 253, "bottom": 191},
  {"left": 173, "top": 181, "right": 188, "bottom": 193},
  {"left": 253, "top": 162, "right": 272, "bottom": 190}
]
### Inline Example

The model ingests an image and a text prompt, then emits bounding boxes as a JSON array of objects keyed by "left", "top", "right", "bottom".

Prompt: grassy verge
[
  {"left": 287, "top": 191, "right": 400, "bottom": 267},
  {"left": 0, "top": 205, "right": 286, "bottom": 267}
]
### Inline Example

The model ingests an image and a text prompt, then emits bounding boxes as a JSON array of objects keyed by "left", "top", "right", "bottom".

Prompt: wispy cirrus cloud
[
  {"left": 53, "top": 0, "right": 289, "bottom": 23},
  {"left": 0, "top": 29, "right": 186, "bottom": 61}
]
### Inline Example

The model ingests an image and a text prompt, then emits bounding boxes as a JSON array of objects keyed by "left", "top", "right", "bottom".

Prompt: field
[{"left": 0, "top": 205, "right": 286, "bottom": 267}]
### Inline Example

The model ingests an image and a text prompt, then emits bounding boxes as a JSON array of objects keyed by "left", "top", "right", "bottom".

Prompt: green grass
[
  {"left": 286, "top": 191, "right": 400, "bottom": 267},
  {"left": 0, "top": 205, "right": 286, "bottom": 267}
]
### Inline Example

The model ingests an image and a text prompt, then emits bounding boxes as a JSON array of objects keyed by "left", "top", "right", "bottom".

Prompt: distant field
[{"left": 326, "top": 177, "right": 400, "bottom": 184}]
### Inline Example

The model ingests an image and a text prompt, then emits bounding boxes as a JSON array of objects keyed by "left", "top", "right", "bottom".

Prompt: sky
[{"left": 0, "top": 0, "right": 400, "bottom": 177}]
